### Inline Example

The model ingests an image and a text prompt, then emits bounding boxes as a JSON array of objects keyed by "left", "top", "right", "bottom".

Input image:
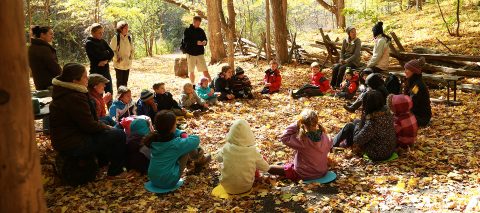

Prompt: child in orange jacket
[
  {"left": 291, "top": 62, "right": 332, "bottom": 99},
  {"left": 261, "top": 59, "right": 282, "bottom": 94},
  {"left": 336, "top": 69, "right": 359, "bottom": 100}
]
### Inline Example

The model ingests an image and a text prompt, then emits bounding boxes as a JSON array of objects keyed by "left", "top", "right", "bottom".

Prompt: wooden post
[
  {"left": 0, "top": 0, "right": 47, "bottom": 212},
  {"left": 390, "top": 32, "right": 405, "bottom": 52},
  {"left": 265, "top": 0, "right": 272, "bottom": 61}
]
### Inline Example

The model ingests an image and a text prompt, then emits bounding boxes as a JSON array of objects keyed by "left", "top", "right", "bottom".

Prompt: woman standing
[
  {"left": 331, "top": 26, "right": 362, "bottom": 88},
  {"left": 110, "top": 21, "right": 134, "bottom": 88},
  {"left": 85, "top": 23, "right": 114, "bottom": 97},
  {"left": 28, "top": 25, "right": 62, "bottom": 90},
  {"left": 364, "top": 22, "right": 391, "bottom": 75}
]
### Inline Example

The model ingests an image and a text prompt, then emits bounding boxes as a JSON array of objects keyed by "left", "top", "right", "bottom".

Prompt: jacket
[
  {"left": 180, "top": 92, "right": 204, "bottom": 108},
  {"left": 353, "top": 109, "right": 397, "bottom": 161},
  {"left": 154, "top": 92, "right": 182, "bottom": 111},
  {"left": 217, "top": 120, "right": 270, "bottom": 194},
  {"left": 340, "top": 37, "right": 362, "bottom": 67},
  {"left": 367, "top": 35, "right": 390, "bottom": 70},
  {"left": 28, "top": 38, "right": 62, "bottom": 90},
  {"left": 50, "top": 78, "right": 110, "bottom": 152},
  {"left": 387, "top": 94, "right": 418, "bottom": 146},
  {"left": 88, "top": 89, "right": 107, "bottom": 118},
  {"left": 404, "top": 74, "right": 432, "bottom": 126},
  {"left": 196, "top": 86, "right": 216, "bottom": 100},
  {"left": 85, "top": 37, "right": 114, "bottom": 73},
  {"left": 340, "top": 74, "right": 359, "bottom": 95},
  {"left": 311, "top": 72, "right": 331, "bottom": 93},
  {"left": 110, "top": 34, "right": 134, "bottom": 70},
  {"left": 210, "top": 76, "right": 234, "bottom": 101},
  {"left": 108, "top": 99, "right": 134, "bottom": 122},
  {"left": 135, "top": 99, "right": 157, "bottom": 120},
  {"left": 280, "top": 122, "right": 333, "bottom": 180},
  {"left": 231, "top": 75, "right": 252, "bottom": 92},
  {"left": 126, "top": 118, "right": 152, "bottom": 174},
  {"left": 183, "top": 25, "right": 207, "bottom": 56},
  {"left": 148, "top": 130, "right": 200, "bottom": 188},
  {"left": 264, "top": 68, "right": 282, "bottom": 93}
]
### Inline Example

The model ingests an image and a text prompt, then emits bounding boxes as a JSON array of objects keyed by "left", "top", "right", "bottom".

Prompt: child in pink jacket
[
  {"left": 269, "top": 109, "right": 333, "bottom": 181},
  {"left": 387, "top": 94, "right": 418, "bottom": 147}
]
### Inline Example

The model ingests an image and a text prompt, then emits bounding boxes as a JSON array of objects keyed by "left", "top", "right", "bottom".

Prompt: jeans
[
  {"left": 333, "top": 122, "right": 357, "bottom": 147},
  {"left": 115, "top": 68, "right": 130, "bottom": 88},
  {"left": 293, "top": 84, "right": 324, "bottom": 99},
  {"left": 332, "top": 63, "right": 357, "bottom": 88},
  {"left": 62, "top": 129, "right": 127, "bottom": 176}
]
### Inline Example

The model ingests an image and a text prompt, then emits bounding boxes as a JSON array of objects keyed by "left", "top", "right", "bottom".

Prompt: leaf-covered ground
[{"left": 36, "top": 53, "right": 480, "bottom": 212}]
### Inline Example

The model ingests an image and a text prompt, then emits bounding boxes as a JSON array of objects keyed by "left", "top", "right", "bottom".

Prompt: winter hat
[
  {"left": 199, "top": 77, "right": 209, "bottom": 85},
  {"left": 117, "top": 85, "right": 131, "bottom": 99},
  {"left": 140, "top": 89, "right": 154, "bottom": 101},
  {"left": 88, "top": 74, "right": 109, "bottom": 89},
  {"left": 404, "top": 57, "right": 426, "bottom": 74},
  {"left": 387, "top": 94, "right": 413, "bottom": 115},
  {"left": 366, "top": 73, "right": 385, "bottom": 89},
  {"left": 362, "top": 90, "right": 385, "bottom": 115},
  {"left": 345, "top": 68, "right": 354, "bottom": 76},
  {"left": 226, "top": 119, "right": 255, "bottom": 147},
  {"left": 235, "top": 67, "right": 245, "bottom": 75},
  {"left": 130, "top": 116, "right": 153, "bottom": 136},
  {"left": 310, "top": 62, "right": 320, "bottom": 68},
  {"left": 346, "top": 26, "right": 356, "bottom": 34},
  {"left": 372, "top": 22, "right": 384, "bottom": 38}
]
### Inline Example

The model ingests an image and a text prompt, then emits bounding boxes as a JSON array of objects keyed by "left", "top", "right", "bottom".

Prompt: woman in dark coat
[
  {"left": 50, "top": 63, "right": 129, "bottom": 180},
  {"left": 333, "top": 90, "right": 397, "bottom": 161},
  {"left": 28, "top": 25, "right": 62, "bottom": 90},
  {"left": 85, "top": 23, "right": 114, "bottom": 95},
  {"left": 403, "top": 57, "right": 432, "bottom": 127}
]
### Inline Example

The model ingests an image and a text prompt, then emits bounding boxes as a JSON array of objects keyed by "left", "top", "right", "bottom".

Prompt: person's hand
[
  {"left": 103, "top": 92, "right": 112, "bottom": 102},
  {"left": 265, "top": 82, "right": 272, "bottom": 87},
  {"left": 214, "top": 92, "right": 221, "bottom": 97},
  {"left": 117, "top": 57, "right": 123, "bottom": 63},
  {"left": 182, "top": 108, "right": 187, "bottom": 113},
  {"left": 202, "top": 40, "right": 207, "bottom": 46},
  {"left": 98, "top": 60, "right": 108, "bottom": 67},
  {"left": 319, "top": 124, "right": 327, "bottom": 134},
  {"left": 227, "top": 94, "right": 235, "bottom": 100},
  {"left": 204, "top": 103, "right": 209, "bottom": 108},
  {"left": 197, "top": 41, "right": 204, "bottom": 46},
  {"left": 296, "top": 119, "right": 303, "bottom": 128},
  {"left": 151, "top": 103, "right": 158, "bottom": 112}
]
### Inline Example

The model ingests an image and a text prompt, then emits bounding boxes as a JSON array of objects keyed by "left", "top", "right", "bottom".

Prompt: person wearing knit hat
[
  {"left": 404, "top": 57, "right": 431, "bottom": 127},
  {"left": 331, "top": 26, "right": 362, "bottom": 88},
  {"left": 109, "top": 85, "right": 134, "bottom": 122},
  {"left": 363, "top": 21, "right": 392, "bottom": 76},
  {"left": 231, "top": 66, "right": 254, "bottom": 99},
  {"left": 135, "top": 89, "right": 158, "bottom": 120},
  {"left": 88, "top": 74, "right": 113, "bottom": 123}
]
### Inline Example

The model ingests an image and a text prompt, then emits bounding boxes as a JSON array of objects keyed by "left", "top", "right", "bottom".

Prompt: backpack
[
  {"left": 385, "top": 74, "right": 401, "bottom": 95},
  {"left": 116, "top": 33, "right": 132, "bottom": 51}
]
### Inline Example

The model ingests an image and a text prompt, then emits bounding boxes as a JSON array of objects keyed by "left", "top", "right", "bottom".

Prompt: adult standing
[
  {"left": 110, "top": 21, "right": 134, "bottom": 88},
  {"left": 50, "top": 63, "right": 129, "bottom": 180},
  {"left": 183, "top": 16, "right": 211, "bottom": 84},
  {"left": 85, "top": 23, "right": 114, "bottom": 97},
  {"left": 28, "top": 25, "right": 62, "bottom": 90},
  {"left": 331, "top": 26, "right": 362, "bottom": 88},
  {"left": 403, "top": 57, "right": 431, "bottom": 127},
  {"left": 364, "top": 22, "right": 391, "bottom": 75}
]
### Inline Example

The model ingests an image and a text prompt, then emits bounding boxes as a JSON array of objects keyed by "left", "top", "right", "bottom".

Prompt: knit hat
[
  {"left": 88, "top": 74, "right": 109, "bottom": 89},
  {"left": 117, "top": 85, "right": 131, "bottom": 98},
  {"left": 311, "top": 62, "right": 320, "bottom": 68},
  {"left": 140, "top": 89, "right": 154, "bottom": 101},
  {"left": 130, "top": 116, "right": 153, "bottom": 136},
  {"left": 372, "top": 22, "right": 384, "bottom": 38},
  {"left": 345, "top": 68, "right": 354, "bottom": 76},
  {"left": 346, "top": 26, "right": 356, "bottom": 34},
  {"left": 404, "top": 57, "right": 426, "bottom": 74},
  {"left": 199, "top": 77, "right": 209, "bottom": 85},
  {"left": 226, "top": 119, "right": 255, "bottom": 147},
  {"left": 235, "top": 67, "right": 245, "bottom": 75}
]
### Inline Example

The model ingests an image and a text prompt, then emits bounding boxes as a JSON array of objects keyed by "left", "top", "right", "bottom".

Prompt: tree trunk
[
  {"left": 206, "top": 0, "right": 226, "bottom": 64},
  {"left": 455, "top": 0, "right": 460, "bottom": 36},
  {"left": 27, "top": 0, "right": 33, "bottom": 41},
  {"left": 0, "top": 0, "right": 47, "bottom": 212},
  {"left": 265, "top": 0, "right": 272, "bottom": 61},
  {"left": 44, "top": 0, "right": 50, "bottom": 21},
  {"left": 94, "top": 0, "right": 100, "bottom": 23},
  {"left": 226, "top": 0, "right": 236, "bottom": 69},
  {"left": 416, "top": 0, "right": 422, "bottom": 11},
  {"left": 315, "top": 0, "right": 346, "bottom": 29},
  {"left": 271, "top": 0, "right": 289, "bottom": 64},
  {"left": 282, "top": 0, "right": 287, "bottom": 24}
]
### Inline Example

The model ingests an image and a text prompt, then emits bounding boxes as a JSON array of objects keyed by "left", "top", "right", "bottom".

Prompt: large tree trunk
[
  {"left": 271, "top": 0, "right": 289, "bottom": 64},
  {"left": 206, "top": 0, "right": 226, "bottom": 64},
  {"left": 219, "top": 0, "right": 236, "bottom": 69},
  {"left": 265, "top": 0, "right": 272, "bottom": 61},
  {"left": 0, "top": 0, "right": 47, "bottom": 212},
  {"left": 315, "top": 0, "right": 346, "bottom": 29}
]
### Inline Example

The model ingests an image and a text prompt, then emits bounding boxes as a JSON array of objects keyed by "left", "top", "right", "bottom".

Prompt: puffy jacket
[
  {"left": 264, "top": 68, "right": 282, "bottom": 93},
  {"left": 28, "top": 38, "right": 62, "bottom": 90},
  {"left": 387, "top": 94, "right": 418, "bottom": 146},
  {"left": 340, "top": 74, "right": 359, "bottom": 95},
  {"left": 311, "top": 72, "right": 331, "bottom": 93}
]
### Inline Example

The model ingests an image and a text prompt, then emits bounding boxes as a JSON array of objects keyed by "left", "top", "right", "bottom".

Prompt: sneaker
[{"left": 185, "top": 112, "right": 194, "bottom": 118}]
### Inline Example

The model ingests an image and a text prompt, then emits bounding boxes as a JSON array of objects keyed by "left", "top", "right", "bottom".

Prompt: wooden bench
[{"left": 458, "top": 84, "right": 480, "bottom": 94}]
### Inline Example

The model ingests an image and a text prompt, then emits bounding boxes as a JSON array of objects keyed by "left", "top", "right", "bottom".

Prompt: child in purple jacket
[{"left": 268, "top": 109, "right": 333, "bottom": 181}]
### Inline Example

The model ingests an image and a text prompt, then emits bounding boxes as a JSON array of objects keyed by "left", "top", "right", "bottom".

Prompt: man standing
[{"left": 184, "top": 16, "right": 211, "bottom": 84}]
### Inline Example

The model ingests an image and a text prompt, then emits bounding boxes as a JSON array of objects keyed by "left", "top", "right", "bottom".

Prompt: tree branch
[
  {"left": 315, "top": 0, "right": 337, "bottom": 14},
  {"left": 162, "top": 0, "right": 207, "bottom": 20}
]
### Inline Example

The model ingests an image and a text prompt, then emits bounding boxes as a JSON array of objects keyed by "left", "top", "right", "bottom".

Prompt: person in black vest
[
  {"left": 28, "top": 25, "right": 62, "bottom": 90},
  {"left": 110, "top": 21, "right": 134, "bottom": 88},
  {"left": 183, "top": 16, "right": 211, "bottom": 84},
  {"left": 403, "top": 57, "right": 431, "bottom": 127},
  {"left": 85, "top": 23, "right": 114, "bottom": 98}
]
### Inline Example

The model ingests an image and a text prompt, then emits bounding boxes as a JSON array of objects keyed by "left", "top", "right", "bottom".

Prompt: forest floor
[{"left": 36, "top": 3, "right": 480, "bottom": 212}]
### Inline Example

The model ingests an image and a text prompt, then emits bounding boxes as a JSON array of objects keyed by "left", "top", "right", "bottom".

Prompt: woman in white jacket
[
  {"left": 110, "top": 21, "right": 134, "bottom": 88},
  {"left": 364, "top": 22, "right": 392, "bottom": 76},
  {"left": 216, "top": 119, "right": 270, "bottom": 195}
]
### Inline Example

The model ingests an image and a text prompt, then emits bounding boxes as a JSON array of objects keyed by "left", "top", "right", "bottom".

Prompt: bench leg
[
  {"left": 447, "top": 81, "right": 450, "bottom": 103},
  {"left": 453, "top": 81, "right": 457, "bottom": 102}
]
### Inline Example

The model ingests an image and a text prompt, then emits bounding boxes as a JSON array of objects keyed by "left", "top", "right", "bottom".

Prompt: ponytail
[{"left": 31, "top": 25, "right": 51, "bottom": 38}]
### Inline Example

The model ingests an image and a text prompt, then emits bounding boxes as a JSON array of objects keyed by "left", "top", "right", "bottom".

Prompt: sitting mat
[
  {"left": 144, "top": 179, "right": 184, "bottom": 194},
  {"left": 212, "top": 184, "right": 251, "bottom": 199},
  {"left": 303, "top": 171, "right": 337, "bottom": 184},
  {"left": 363, "top": 152, "right": 398, "bottom": 162}
]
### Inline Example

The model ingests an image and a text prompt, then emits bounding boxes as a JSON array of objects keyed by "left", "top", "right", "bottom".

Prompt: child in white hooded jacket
[{"left": 216, "top": 119, "right": 270, "bottom": 195}]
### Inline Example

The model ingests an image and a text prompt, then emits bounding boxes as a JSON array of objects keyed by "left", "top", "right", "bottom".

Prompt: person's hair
[
  {"left": 31, "top": 25, "right": 51, "bottom": 38},
  {"left": 298, "top": 109, "right": 319, "bottom": 137},
  {"left": 117, "top": 86, "right": 131, "bottom": 99},
  {"left": 193, "top": 16, "right": 202, "bottom": 22},
  {"left": 58, "top": 63, "right": 86, "bottom": 82},
  {"left": 90, "top": 23, "right": 103, "bottom": 35},
  {"left": 199, "top": 77, "right": 209, "bottom": 85},
  {"left": 219, "top": 65, "right": 232, "bottom": 76},
  {"left": 269, "top": 59, "right": 278, "bottom": 65},
  {"left": 183, "top": 82, "right": 193, "bottom": 92},
  {"left": 116, "top": 21, "right": 128, "bottom": 33},
  {"left": 362, "top": 90, "right": 385, "bottom": 115},
  {"left": 152, "top": 82, "right": 165, "bottom": 90},
  {"left": 142, "top": 110, "right": 177, "bottom": 147}
]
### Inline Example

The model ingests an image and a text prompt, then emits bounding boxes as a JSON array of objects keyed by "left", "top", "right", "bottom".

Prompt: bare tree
[
  {"left": 0, "top": 0, "right": 47, "bottom": 212},
  {"left": 271, "top": 0, "right": 289, "bottom": 64},
  {"left": 265, "top": 0, "right": 272, "bottom": 61},
  {"left": 206, "top": 0, "right": 226, "bottom": 64},
  {"left": 316, "top": 0, "right": 346, "bottom": 29},
  {"left": 219, "top": 0, "right": 236, "bottom": 69},
  {"left": 455, "top": 0, "right": 460, "bottom": 36}
]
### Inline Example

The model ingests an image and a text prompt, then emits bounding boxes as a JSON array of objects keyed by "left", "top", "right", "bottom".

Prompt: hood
[
  {"left": 366, "top": 73, "right": 385, "bottom": 89},
  {"left": 130, "top": 116, "right": 153, "bottom": 136},
  {"left": 226, "top": 119, "right": 255, "bottom": 147},
  {"left": 387, "top": 94, "right": 412, "bottom": 115},
  {"left": 52, "top": 78, "right": 88, "bottom": 99}
]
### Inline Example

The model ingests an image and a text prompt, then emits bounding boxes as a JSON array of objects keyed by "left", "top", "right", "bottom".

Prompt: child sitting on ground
[
  {"left": 231, "top": 67, "right": 254, "bottom": 99},
  {"left": 269, "top": 109, "right": 333, "bottom": 181},
  {"left": 109, "top": 86, "right": 134, "bottom": 123},
  {"left": 126, "top": 116, "right": 153, "bottom": 174},
  {"left": 291, "top": 62, "right": 331, "bottom": 99},
  {"left": 181, "top": 83, "right": 208, "bottom": 113},
  {"left": 336, "top": 69, "right": 359, "bottom": 100},
  {"left": 196, "top": 77, "right": 218, "bottom": 105},
  {"left": 387, "top": 94, "right": 418, "bottom": 147},
  {"left": 144, "top": 111, "right": 211, "bottom": 189},
  {"left": 88, "top": 74, "right": 114, "bottom": 125},
  {"left": 216, "top": 119, "right": 270, "bottom": 195},
  {"left": 153, "top": 82, "right": 191, "bottom": 117},
  {"left": 136, "top": 89, "right": 158, "bottom": 120},
  {"left": 210, "top": 65, "right": 235, "bottom": 101},
  {"left": 261, "top": 59, "right": 282, "bottom": 94}
]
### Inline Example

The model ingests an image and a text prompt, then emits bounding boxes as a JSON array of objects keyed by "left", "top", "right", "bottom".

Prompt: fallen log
[
  {"left": 397, "top": 52, "right": 480, "bottom": 62},
  {"left": 423, "top": 63, "right": 480, "bottom": 77},
  {"left": 312, "top": 41, "right": 373, "bottom": 55}
]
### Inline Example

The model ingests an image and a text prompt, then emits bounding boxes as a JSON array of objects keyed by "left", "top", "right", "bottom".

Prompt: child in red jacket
[
  {"left": 291, "top": 62, "right": 331, "bottom": 99},
  {"left": 261, "top": 60, "right": 282, "bottom": 94},
  {"left": 387, "top": 94, "right": 418, "bottom": 147},
  {"left": 336, "top": 69, "right": 359, "bottom": 100}
]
